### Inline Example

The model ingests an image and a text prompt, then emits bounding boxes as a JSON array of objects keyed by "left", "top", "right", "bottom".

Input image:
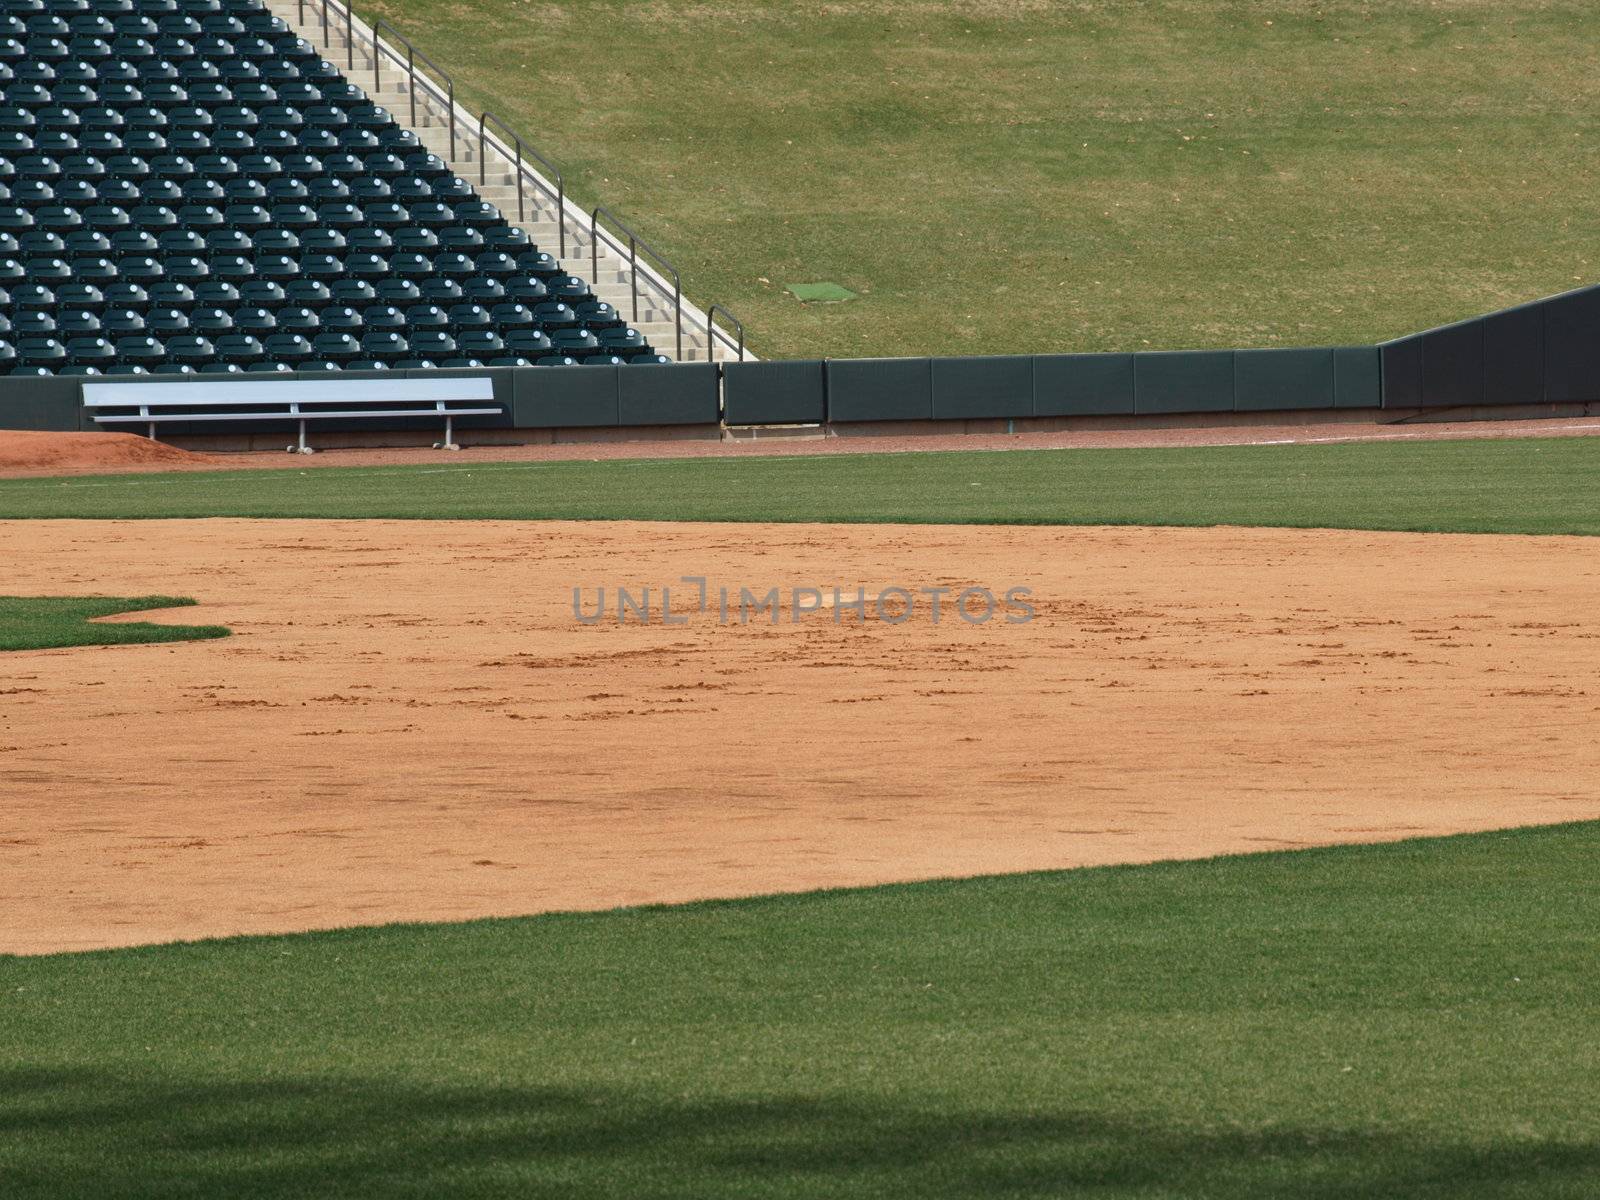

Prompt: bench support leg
[
  {"left": 147, "top": 421, "right": 157, "bottom": 441},
  {"left": 436, "top": 415, "right": 461, "bottom": 451},
  {"left": 293, "top": 419, "right": 314, "bottom": 455}
]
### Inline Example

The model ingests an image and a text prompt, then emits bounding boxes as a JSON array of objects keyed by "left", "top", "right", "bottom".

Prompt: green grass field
[
  {"left": 5, "top": 823, "right": 1599, "bottom": 1198},
  {"left": 1, "top": 437, "right": 1597, "bottom": 534},
  {"left": 0, "top": 596, "right": 229, "bottom": 652},
  {"left": 361, "top": 0, "right": 1600, "bottom": 359}
]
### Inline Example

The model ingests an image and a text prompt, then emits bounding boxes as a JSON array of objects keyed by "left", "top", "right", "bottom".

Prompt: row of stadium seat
[
  {"left": 4, "top": 0, "right": 272, "bottom": 14},
  {"left": 1, "top": 249, "right": 584, "bottom": 283},
  {"left": 1, "top": 151, "right": 464, "bottom": 180},
  {"left": 0, "top": 301, "right": 636, "bottom": 332},
  {"left": 2, "top": 327, "right": 657, "bottom": 363},
  {"left": 9, "top": 356, "right": 664, "bottom": 374},
  {"left": 2, "top": 65, "right": 368, "bottom": 91},
  {"left": 0, "top": 279, "right": 602, "bottom": 308}
]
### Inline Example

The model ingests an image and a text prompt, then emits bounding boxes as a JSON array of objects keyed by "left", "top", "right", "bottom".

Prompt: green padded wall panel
[
  {"left": 1032, "top": 353, "right": 1135, "bottom": 417},
  {"left": 1542, "top": 286, "right": 1600, "bottom": 404},
  {"left": 618, "top": 363, "right": 719, "bottom": 426},
  {"left": 1380, "top": 338, "right": 1423, "bottom": 408},
  {"left": 1420, "top": 318, "right": 1485, "bottom": 408},
  {"left": 1233, "top": 348, "right": 1334, "bottom": 412},
  {"left": 1483, "top": 303, "right": 1545, "bottom": 406},
  {"left": 512, "top": 365, "right": 620, "bottom": 428},
  {"left": 1332, "top": 346, "right": 1382, "bottom": 409},
  {"left": 826, "top": 357, "right": 933, "bottom": 422},
  {"left": 722, "top": 360, "right": 825, "bottom": 426},
  {"left": 0, "top": 375, "right": 83, "bottom": 431},
  {"left": 930, "top": 355, "right": 1033, "bottom": 420},
  {"left": 1133, "top": 350, "right": 1235, "bottom": 415}
]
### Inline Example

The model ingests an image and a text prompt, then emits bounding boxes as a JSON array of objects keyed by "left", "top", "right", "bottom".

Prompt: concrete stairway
[{"left": 273, "top": 10, "right": 735, "bottom": 362}]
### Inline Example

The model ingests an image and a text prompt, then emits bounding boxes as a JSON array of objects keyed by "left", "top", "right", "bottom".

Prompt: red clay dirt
[
  {"left": 1, "top": 415, "right": 1599, "bottom": 478},
  {"left": 0, "top": 430, "right": 224, "bottom": 475},
  {"left": 3, "top": 518, "right": 1598, "bottom": 956}
]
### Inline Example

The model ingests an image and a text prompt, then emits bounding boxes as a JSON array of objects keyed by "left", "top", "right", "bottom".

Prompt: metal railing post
[
  {"left": 343, "top": 0, "right": 352, "bottom": 70},
  {"left": 707, "top": 304, "right": 745, "bottom": 362}
]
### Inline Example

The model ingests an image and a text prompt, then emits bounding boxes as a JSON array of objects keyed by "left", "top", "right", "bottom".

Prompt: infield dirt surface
[{"left": 4, "top": 517, "right": 1599, "bottom": 955}]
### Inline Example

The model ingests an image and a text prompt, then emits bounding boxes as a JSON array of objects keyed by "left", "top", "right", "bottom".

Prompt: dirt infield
[
  {"left": 3, "top": 518, "right": 1598, "bottom": 955},
  {"left": 1, "top": 415, "right": 1599, "bottom": 478}
]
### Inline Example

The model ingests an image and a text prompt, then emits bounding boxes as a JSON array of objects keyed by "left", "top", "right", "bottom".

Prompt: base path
[{"left": 3, "top": 519, "right": 1598, "bottom": 955}]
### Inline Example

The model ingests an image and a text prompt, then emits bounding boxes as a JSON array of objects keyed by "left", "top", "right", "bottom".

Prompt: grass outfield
[
  {"left": 3, "top": 823, "right": 1598, "bottom": 1197},
  {"left": 0, "top": 596, "right": 229, "bottom": 652},
  {"left": 1, "top": 438, "right": 1597, "bottom": 534},
  {"left": 360, "top": 0, "right": 1600, "bottom": 359}
]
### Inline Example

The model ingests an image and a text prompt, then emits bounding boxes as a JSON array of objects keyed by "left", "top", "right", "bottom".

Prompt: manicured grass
[
  {"left": 4, "top": 822, "right": 1599, "bottom": 1197},
  {"left": 362, "top": 0, "right": 1600, "bottom": 359},
  {"left": 0, "top": 596, "right": 229, "bottom": 652},
  {"left": 1, "top": 437, "right": 1597, "bottom": 534}
]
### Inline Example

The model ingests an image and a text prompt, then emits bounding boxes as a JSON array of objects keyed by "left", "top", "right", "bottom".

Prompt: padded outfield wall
[{"left": 2, "top": 283, "right": 1597, "bottom": 436}]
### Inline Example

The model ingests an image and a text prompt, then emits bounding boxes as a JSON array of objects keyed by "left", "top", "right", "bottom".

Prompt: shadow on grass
[{"left": 2, "top": 1067, "right": 1596, "bottom": 1198}]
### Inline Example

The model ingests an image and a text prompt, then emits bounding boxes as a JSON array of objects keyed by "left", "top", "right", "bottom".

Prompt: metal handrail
[
  {"left": 706, "top": 304, "right": 745, "bottom": 362},
  {"left": 478, "top": 111, "right": 566, "bottom": 255},
  {"left": 371, "top": 18, "right": 458, "bottom": 162},
  {"left": 590, "top": 204, "right": 681, "bottom": 360},
  {"left": 295, "top": 0, "right": 751, "bottom": 362}
]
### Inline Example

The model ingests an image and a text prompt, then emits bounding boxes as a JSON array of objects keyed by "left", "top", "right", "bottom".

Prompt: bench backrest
[{"left": 81, "top": 378, "right": 497, "bottom": 411}]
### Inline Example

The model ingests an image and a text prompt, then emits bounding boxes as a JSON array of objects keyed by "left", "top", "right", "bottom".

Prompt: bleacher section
[{"left": 0, "top": 0, "right": 668, "bottom": 375}]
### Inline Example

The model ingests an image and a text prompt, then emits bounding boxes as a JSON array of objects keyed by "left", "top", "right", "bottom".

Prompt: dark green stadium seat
[
  {"left": 12, "top": 282, "right": 55, "bottom": 306},
  {"left": 503, "top": 276, "right": 548, "bottom": 304},
  {"left": 359, "top": 304, "right": 403, "bottom": 330},
  {"left": 516, "top": 250, "right": 559, "bottom": 278},
  {"left": 194, "top": 280, "right": 241, "bottom": 308},
  {"left": 504, "top": 330, "right": 552, "bottom": 357},
  {"left": 101, "top": 289, "right": 148, "bottom": 315},
  {"left": 236, "top": 276, "right": 284, "bottom": 305},
  {"left": 460, "top": 278, "right": 504, "bottom": 304},
  {"left": 17, "top": 334, "right": 66, "bottom": 364},
  {"left": 418, "top": 278, "right": 460, "bottom": 305},
  {"left": 535, "top": 355, "right": 577, "bottom": 367},
  {"left": 212, "top": 332, "right": 260, "bottom": 363},
  {"left": 281, "top": 279, "right": 328, "bottom": 307},
  {"left": 309, "top": 330, "right": 356, "bottom": 361},
  {"left": 12, "top": 309, "right": 56, "bottom": 334},
  {"left": 629, "top": 353, "right": 673, "bottom": 365},
  {"left": 374, "top": 278, "right": 420, "bottom": 306},
  {"left": 532, "top": 301, "right": 576, "bottom": 329},
  {"left": 65, "top": 333, "right": 113, "bottom": 364},
  {"left": 598, "top": 327, "right": 648, "bottom": 356},
  {"left": 165, "top": 333, "right": 214, "bottom": 364},
  {"left": 117, "top": 255, "right": 162, "bottom": 282},
  {"left": 245, "top": 359, "right": 292, "bottom": 373},
  {"left": 232, "top": 304, "right": 274, "bottom": 334},
  {"left": 113, "top": 334, "right": 162, "bottom": 365},
  {"left": 445, "top": 302, "right": 489, "bottom": 331},
  {"left": 483, "top": 226, "right": 531, "bottom": 252},
  {"left": 189, "top": 305, "right": 231, "bottom": 333},
  {"left": 58, "top": 281, "right": 106, "bottom": 313},
  {"left": 68, "top": 254, "right": 116, "bottom": 281},
  {"left": 150, "top": 362, "right": 196, "bottom": 374},
  {"left": 318, "top": 304, "right": 359, "bottom": 331},
  {"left": 204, "top": 227, "right": 252, "bottom": 253},
  {"left": 148, "top": 281, "right": 195, "bottom": 308},
  {"left": 57, "top": 307, "right": 101, "bottom": 334},
  {"left": 253, "top": 252, "right": 296, "bottom": 280},
  {"left": 328, "top": 278, "right": 373, "bottom": 306},
  {"left": 144, "top": 306, "right": 189, "bottom": 334},
  {"left": 102, "top": 362, "right": 150, "bottom": 375},
  {"left": 345, "top": 251, "right": 385, "bottom": 279},
  {"left": 551, "top": 329, "right": 600, "bottom": 358},
  {"left": 547, "top": 274, "right": 592, "bottom": 305},
  {"left": 220, "top": 178, "right": 266, "bottom": 204},
  {"left": 577, "top": 300, "right": 622, "bottom": 330},
  {"left": 260, "top": 330, "right": 308, "bottom": 362},
  {"left": 274, "top": 304, "right": 316, "bottom": 332}
]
